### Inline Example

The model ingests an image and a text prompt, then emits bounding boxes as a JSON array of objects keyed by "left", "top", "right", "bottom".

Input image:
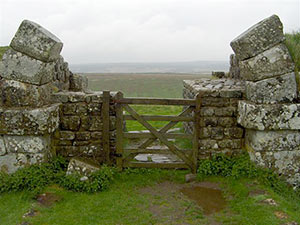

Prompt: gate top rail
[{"left": 115, "top": 97, "right": 196, "bottom": 106}]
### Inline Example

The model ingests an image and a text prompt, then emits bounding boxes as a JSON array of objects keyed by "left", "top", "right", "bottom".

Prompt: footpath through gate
[{"left": 113, "top": 92, "right": 201, "bottom": 173}]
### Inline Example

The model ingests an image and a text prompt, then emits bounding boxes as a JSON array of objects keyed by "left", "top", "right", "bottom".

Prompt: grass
[
  {"left": 86, "top": 73, "right": 210, "bottom": 98},
  {"left": 285, "top": 31, "right": 300, "bottom": 71},
  {"left": 1, "top": 170, "right": 300, "bottom": 225},
  {"left": 1, "top": 34, "right": 300, "bottom": 224},
  {"left": 0, "top": 46, "right": 9, "bottom": 60}
]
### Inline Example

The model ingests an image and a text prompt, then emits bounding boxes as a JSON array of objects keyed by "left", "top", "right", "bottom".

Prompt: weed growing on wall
[{"left": 0, "top": 156, "right": 115, "bottom": 196}]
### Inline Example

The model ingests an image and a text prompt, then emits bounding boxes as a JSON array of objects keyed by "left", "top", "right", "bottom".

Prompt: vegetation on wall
[{"left": 0, "top": 46, "right": 9, "bottom": 60}]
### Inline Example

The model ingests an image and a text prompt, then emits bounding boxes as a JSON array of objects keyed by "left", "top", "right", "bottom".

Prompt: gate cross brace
[
  {"left": 123, "top": 105, "right": 194, "bottom": 169},
  {"left": 138, "top": 106, "right": 194, "bottom": 149}
]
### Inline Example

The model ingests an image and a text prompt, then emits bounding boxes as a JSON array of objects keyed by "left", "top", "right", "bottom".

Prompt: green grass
[
  {"left": 285, "top": 31, "right": 300, "bottom": 71},
  {"left": 285, "top": 31, "right": 300, "bottom": 90},
  {"left": 0, "top": 46, "right": 9, "bottom": 60},
  {"left": 1, "top": 170, "right": 300, "bottom": 225}
]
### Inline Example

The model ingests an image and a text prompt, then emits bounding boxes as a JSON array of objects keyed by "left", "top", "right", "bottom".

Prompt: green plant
[
  {"left": 285, "top": 31, "right": 300, "bottom": 71},
  {"left": 0, "top": 46, "right": 9, "bottom": 60},
  {"left": 197, "top": 153, "right": 298, "bottom": 198},
  {"left": 0, "top": 156, "right": 115, "bottom": 195},
  {"left": 59, "top": 165, "right": 115, "bottom": 193}
]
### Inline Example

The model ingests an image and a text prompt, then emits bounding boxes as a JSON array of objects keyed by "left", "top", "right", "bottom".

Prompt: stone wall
[
  {"left": 51, "top": 91, "right": 117, "bottom": 164},
  {"left": 1, "top": 16, "right": 300, "bottom": 188},
  {"left": 0, "top": 20, "right": 117, "bottom": 173},
  {"left": 0, "top": 20, "right": 67, "bottom": 173},
  {"left": 230, "top": 15, "right": 300, "bottom": 187},
  {"left": 183, "top": 79, "right": 245, "bottom": 158},
  {"left": 183, "top": 15, "right": 300, "bottom": 187}
]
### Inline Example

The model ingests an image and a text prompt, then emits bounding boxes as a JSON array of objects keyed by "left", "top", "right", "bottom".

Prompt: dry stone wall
[
  {"left": 231, "top": 15, "right": 300, "bottom": 187},
  {"left": 0, "top": 20, "right": 116, "bottom": 173},
  {"left": 183, "top": 79, "right": 245, "bottom": 158},
  {"left": 1, "top": 16, "right": 300, "bottom": 188},
  {"left": 51, "top": 91, "right": 117, "bottom": 164}
]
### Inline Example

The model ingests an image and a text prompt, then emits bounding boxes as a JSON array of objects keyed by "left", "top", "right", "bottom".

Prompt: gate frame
[{"left": 114, "top": 91, "right": 201, "bottom": 173}]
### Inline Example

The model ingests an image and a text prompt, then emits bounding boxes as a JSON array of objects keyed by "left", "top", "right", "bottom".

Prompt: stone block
[
  {"left": 218, "top": 139, "right": 242, "bottom": 149},
  {"left": 10, "top": 20, "right": 63, "bottom": 62},
  {"left": 238, "top": 101, "right": 300, "bottom": 130},
  {"left": 240, "top": 44, "right": 295, "bottom": 81},
  {"left": 66, "top": 157, "right": 100, "bottom": 178},
  {"left": 245, "top": 73, "right": 297, "bottom": 104},
  {"left": 58, "top": 131, "right": 75, "bottom": 140},
  {"left": 199, "top": 139, "right": 218, "bottom": 150},
  {"left": 229, "top": 54, "right": 240, "bottom": 79},
  {"left": 248, "top": 150, "right": 300, "bottom": 186},
  {"left": 0, "top": 49, "right": 55, "bottom": 85},
  {"left": 0, "top": 104, "right": 60, "bottom": 135},
  {"left": 0, "top": 79, "right": 53, "bottom": 107},
  {"left": 214, "top": 107, "right": 236, "bottom": 117},
  {"left": 0, "top": 153, "right": 47, "bottom": 174},
  {"left": 69, "top": 74, "right": 88, "bottom": 92},
  {"left": 51, "top": 92, "right": 69, "bottom": 103},
  {"left": 230, "top": 15, "right": 285, "bottom": 60},
  {"left": 245, "top": 130, "right": 300, "bottom": 152},
  {"left": 218, "top": 117, "right": 236, "bottom": 127},
  {"left": 199, "top": 117, "right": 218, "bottom": 127},
  {"left": 224, "top": 127, "right": 244, "bottom": 138},
  {"left": 4, "top": 135, "right": 50, "bottom": 153},
  {"left": 91, "top": 132, "right": 102, "bottom": 139},
  {"left": 81, "top": 116, "right": 102, "bottom": 131},
  {"left": 61, "top": 116, "right": 81, "bottom": 131},
  {"left": 76, "top": 132, "right": 91, "bottom": 141}
]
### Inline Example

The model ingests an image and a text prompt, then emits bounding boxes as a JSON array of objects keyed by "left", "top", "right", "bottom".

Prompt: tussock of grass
[
  {"left": 0, "top": 46, "right": 9, "bottom": 60},
  {"left": 285, "top": 31, "right": 300, "bottom": 71}
]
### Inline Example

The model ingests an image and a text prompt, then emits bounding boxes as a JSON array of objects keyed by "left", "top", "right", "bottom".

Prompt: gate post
[
  {"left": 115, "top": 91, "right": 124, "bottom": 170},
  {"left": 102, "top": 91, "right": 111, "bottom": 164},
  {"left": 192, "top": 93, "right": 201, "bottom": 173}
]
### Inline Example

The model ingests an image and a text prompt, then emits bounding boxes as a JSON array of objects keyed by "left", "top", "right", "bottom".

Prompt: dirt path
[{"left": 138, "top": 181, "right": 226, "bottom": 225}]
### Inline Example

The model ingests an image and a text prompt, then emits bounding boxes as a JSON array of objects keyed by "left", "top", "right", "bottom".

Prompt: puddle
[{"left": 181, "top": 185, "right": 227, "bottom": 215}]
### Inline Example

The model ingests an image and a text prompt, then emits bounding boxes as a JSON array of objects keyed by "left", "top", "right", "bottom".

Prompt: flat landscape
[{"left": 85, "top": 73, "right": 211, "bottom": 98}]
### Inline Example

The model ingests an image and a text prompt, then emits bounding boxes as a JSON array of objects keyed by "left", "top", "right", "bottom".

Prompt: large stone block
[
  {"left": 246, "top": 130, "right": 300, "bottom": 152},
  {"left": 230, "top": 15, "right": 285, "bottom": 60},
  {"left": 240, "top": 44, "right": 295, "bottom": 81},
  {"left": 0, "top": 49, "right": 55, "bottom": 85},
  {"left": 1, "top": 135, "right": 51, "bottom": 154},
  {"left": 248, "top": 150, "right": 300, "bottom": 186},
  {"left": 0, "top": 79, "right": 53, "bottom": 107},
  {"left": 0, "top": 104, "right": 60, "bottom": 135},
  {"left": 245, "top": 73, "right": 297, "bottom": 104},
  {"left": 238, "top": 101, "right": 300, "bottom": 130},
  {"left": 10, "top": 20, "right": 63, "bottom": 62},
  {"left": 66, "top": 157, "right": 100, "bottom": 178},
  {"left": 0, "top": 153, "right": 47, "bottom": 174}
]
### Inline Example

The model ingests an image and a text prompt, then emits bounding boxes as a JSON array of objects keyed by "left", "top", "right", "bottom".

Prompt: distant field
[{"left": 84, "top": 73, "right": 211, "bottom": 98}]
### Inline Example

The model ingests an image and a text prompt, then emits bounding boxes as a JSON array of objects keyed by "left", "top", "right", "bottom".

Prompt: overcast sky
[{"left": 0, "top": 0, "right": 299, "bottom": 64}]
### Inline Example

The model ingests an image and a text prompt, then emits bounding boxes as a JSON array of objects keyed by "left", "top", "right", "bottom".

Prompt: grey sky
[{"left": 0, "top": 0, "right": 299, "bottom": 64}]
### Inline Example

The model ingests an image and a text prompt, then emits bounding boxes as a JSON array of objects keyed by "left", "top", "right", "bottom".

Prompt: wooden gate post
[
  {"left": 102, "top": 91, "right": 111, "bottom": 164},
  {"left": 115, "top": 91, "right": 124, "bottom": 170},
  {"left": 192, "top": 93, "right": 201, "bottom": 173}
]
